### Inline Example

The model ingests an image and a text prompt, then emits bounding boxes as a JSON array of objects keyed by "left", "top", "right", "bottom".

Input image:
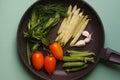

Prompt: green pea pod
[
  {"left": 62, "top": 56, "right": 95, "bottom": 63},
  {"left": 67, "top": 50, "right": 95, "bottom": 57},
  {"left": 62, "top": 62, "right": 85, "bottom": 68},
  {"left": 62, "top": 56, "right": 84, "bottom": 61},
  {"left": 65, "top": 64, "right": 88, "bottom": 72},
  {"left": 84, "top": 57, "right": 95, "bottom": 63}
]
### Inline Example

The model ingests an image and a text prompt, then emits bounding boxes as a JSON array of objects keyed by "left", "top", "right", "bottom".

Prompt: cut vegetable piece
[
  {"left": 72, "top": 15, "right": 88, "bottom": 38},
  {"left": 72, "top": 5, "right": 77, "bottom": 13},
  {"left": 69, "top": 8, "right": 80, "bottom": 24},
  {"left": 60, "top": 9, "right": 81, "bottom": 45},
  {"left": 61, "top": 16, "right": 80, "bottom": 45},
  {"left": 58, "top": 5, "right": 72, "bottom": 34},
  {"left": 67, "top": 5, "right": 72, "bottom": 14},
  {"left": 56, "top": 4, "right": 90, "bottom": 46},
  {"left": 70, "top": 19, "right": 90, "bottom": 46},
  {"left": 56, "top": 5, "right": 73, "bottom": 43},
  {"left": 71, "top": 11, "right": 84, "bottom": 37}
]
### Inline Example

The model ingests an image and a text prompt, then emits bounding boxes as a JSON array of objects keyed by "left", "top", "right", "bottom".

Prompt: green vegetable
[
  {"left": 62, "top": 50, "right": 95, "bottom": 72},
  {"left": 24, "top": 3, "right": 67, "bottom": 45},
  {"left": 84, "top": 57, "right": 95, "bottom": 63},
  {"left": 62, "top": 56, "right": 84, "bottom": 61},
  {"left": 67, "top": 50, "right": 95, "bottom": 57},
  {"left": 24, "top": 3, "right": 67, "bottom": 65},
  {"left": 42, "top": 13, "right": 60, "bottom": 31},
  {"left": 62, "top": 62, "right": 85, "bottom": 68},
  {"left": 62, "top": 56, "right": 95, "bottom": 63},
  {"left": 27, "top": 42, "right": 32, "bottom": 65},
  {"left": 65, "top": 64, "right": 88, "bottom": 72},
  {"left": 31, "top": 43, "right": 39, "bottom": 51}
]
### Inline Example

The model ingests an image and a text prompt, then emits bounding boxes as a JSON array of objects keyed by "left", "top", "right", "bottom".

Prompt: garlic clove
[
  {"left": 84, "top": 37, "right": 90, "bottom": 43},
  {"left": 84, "top": 33, "right": 92, "bottom": 43},
  {"left": 82, "top": 31, "right": 90, "bottom": 38},
  {"left": 74, "top": 40, "right": 86, "bottom": 47}
]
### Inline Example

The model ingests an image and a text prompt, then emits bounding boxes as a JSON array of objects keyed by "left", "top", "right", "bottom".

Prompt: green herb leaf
[{"left": 41, "top": 37, "right": 49, "bottom": 46}]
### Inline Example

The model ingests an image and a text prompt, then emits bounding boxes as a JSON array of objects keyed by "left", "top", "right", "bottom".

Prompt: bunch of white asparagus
[{"left": 55, "top": 5, "right": 90, "bottom": 46}]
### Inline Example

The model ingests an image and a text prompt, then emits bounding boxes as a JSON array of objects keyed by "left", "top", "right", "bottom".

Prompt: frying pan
[{"left": 17, "top": 0, "right": 120, "bottom": 80}]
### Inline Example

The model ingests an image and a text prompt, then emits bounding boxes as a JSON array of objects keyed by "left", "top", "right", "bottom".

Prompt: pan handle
[{"left": 101, "top": 48, "right": 120, "bottom": 64}]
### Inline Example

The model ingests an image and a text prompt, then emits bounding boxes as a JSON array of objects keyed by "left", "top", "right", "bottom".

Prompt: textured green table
[{"left": 0, "top": 0, "right": 120, "bottom": 80}]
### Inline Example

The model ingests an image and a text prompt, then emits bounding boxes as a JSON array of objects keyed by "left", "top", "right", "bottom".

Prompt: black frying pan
[{"left": 17, "top": 0, "right": 120, "bottom": 80}]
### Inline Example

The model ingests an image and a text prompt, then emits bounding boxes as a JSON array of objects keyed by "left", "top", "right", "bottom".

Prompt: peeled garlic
[
  {"left": 82, "top": 31, "right": 90, "bottom": 37},
  {"left": 84, "top": 33, "right": 92, "bottom": 43},
  {"left": 73, "top": 40, "right": 86, "bottom": 47},
  {"left": 73, "top": 31, "right": 93, "bottom": 47}
]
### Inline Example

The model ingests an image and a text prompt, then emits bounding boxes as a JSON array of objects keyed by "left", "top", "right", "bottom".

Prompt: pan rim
[{"left": 17, "top": 0, "right": 105, "bottom": 80}]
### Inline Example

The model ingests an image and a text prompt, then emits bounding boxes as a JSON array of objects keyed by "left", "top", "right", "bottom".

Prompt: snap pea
[
  {"left": 84, "top": 57, "right": 95, "bottom": 63},
  {"left": 62, "top": 50, "right": 95, "bottom": 72},
  {"left": 62, "top": 62, "right": 85, "bottom": 68},
  {"left": 62, "top": 56, "right": 84, "bottom": 61},
  {"left": 67, "top": 50, "right": 95, "bottom": 57},
  {"left": 67, "top": 50, "right": 89, "bottom": 54},
  {"left": 65, "top": 64, "right": 88, "bottom": 72},
  {"left": 62, "top": 56, "right": 95, "bottom": 63}
]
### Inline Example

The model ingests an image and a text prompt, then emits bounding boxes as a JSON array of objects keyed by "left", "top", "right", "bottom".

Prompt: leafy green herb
[{"left": 24, "top": 3, "right": 67, "bottom": 64}]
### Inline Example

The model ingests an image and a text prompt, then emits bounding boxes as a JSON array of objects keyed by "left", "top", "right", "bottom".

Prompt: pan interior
[{"left": 17, "top": 0, "right": 104, "bottom": 80}]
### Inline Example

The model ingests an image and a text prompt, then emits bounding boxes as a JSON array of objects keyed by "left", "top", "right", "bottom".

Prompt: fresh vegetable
[
  {"left": 72, "top": 15, "right": 88, "bottom": 38},
  {"left": 24, "top": 3, "right": 94, "bottom": 74},
  {"left": 62, "top": 50, "right": 95, "bottom": 72},
  {"left": 67, "top": 50, "right": 95, "bottom": 57},
  {"left": 27, "top": 42, "right": 32, "bottom": 65},
  {"left": 44, "top": 56, "right": 56, "bottom": 75},
  {"left": 57, "top": 5, "right": 72, "bottom": 34},
  {"left": 31, "top": 52, "right": 44, "bottom": 70},
  {"left": 73, "top": 31, "right": 93, "bottom": 47},
  {"left": 84, "top": 33, "right": 93, "bottom": 43},
  {"left": 56, "top": 5, "right": 80, "bottom": 46},
  {"left": 63, "top": 62, "right": 85, "bottom": 68},
  {"left": 62, "top": 56, "right": 94, "bottom": 63},
  {"left": 49, "top": 42, "right": 63, "bottom": 60},
  {"left": 65, "top": 64, "right": 88, "bottom": 72},
  {"left": 24, "top": 4, "right": 67, "bottom": 46},
  {"left": 24, "top": 3, "right": 67, "bottom": 65},
  {"left": 62, "top": 56, "right": 84, "bottom": 61},
  {"left": 56, "top": 4, "right": 90, "bottom": 46},
  {"left": 82, "top": 30, "right": 90, "bottom": 37},
  {"left": 70, "top": 19, "right": 90, "bottom": 46},
  {"left": 73, "top": 40, "right": 86, "bottom": 47}
]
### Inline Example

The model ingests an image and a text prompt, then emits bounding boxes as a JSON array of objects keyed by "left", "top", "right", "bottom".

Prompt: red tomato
[
  {"left": 49, "top": 42, "right": 63, "bottom": 60},
  {"left": 44, "top": 56, "right": 56, "bottom": 75},
  {"left": 31, "top": 52, "right": 44, "bottom": 70}
]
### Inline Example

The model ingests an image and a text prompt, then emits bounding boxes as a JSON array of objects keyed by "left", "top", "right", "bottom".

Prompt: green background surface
[{"left": 0, "top": 0, "right": 120, "bottom": 80}]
